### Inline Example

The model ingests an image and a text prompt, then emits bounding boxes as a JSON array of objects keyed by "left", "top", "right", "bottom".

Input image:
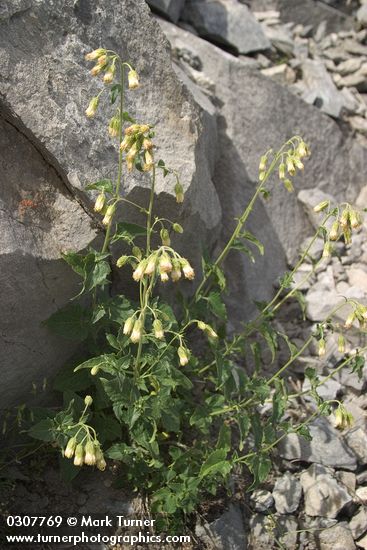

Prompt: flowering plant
[{"left": 28, "top": 48, "right": 366, "bottom": 525}]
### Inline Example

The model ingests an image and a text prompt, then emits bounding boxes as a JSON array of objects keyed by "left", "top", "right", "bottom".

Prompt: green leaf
[
  {"left": 106, "top": 443, "right": 135, "bottom": 461},
  {"left": 93, "top": 414, "right": 122, "bottom": 444},
  {"left": 294, "top": 290, "right": 306, "bottom": 320},
  {"left": 58, "top": 455, "right": 80, "bottom": 482},
  {"left": 85, "top": 179, "right": 114, "bottom": 194},
  {"left": 28, "top": 419, "right": 55, "bottom": 441},
  {"left": 44, "top": 304, "right": 91, "bottom": 341},
  {"left": 106, "top": 333, "right": 121, "bottom": 350},
  {"left": 74, "top": 354, "right": 117, "bottom": 374},
  {"left": 122, "top": 111, "right": 136, "bottom": 123},
  {"left": 216, "top": 424, "right": 231, "bottom": 452},
  {"left": 207, "top": 291, "right": 227, "bottom": 320},
  {"left": 111, "top": 222, "right": 147, "bottom": 245},
  {"left": 84, "top": 260, "right": 111, "bottom": 292},
  {"left": 247, "top": 455, "right": 271, "bottom": 490},
  {"left": 241, "top": 231, "right": 264, "bottom": 256},
  {"left": 199, "top": 449, "right": 231, "bottom": 479},
  {"left": 110, "top": 84, "right": 121, "bottom": 105}
]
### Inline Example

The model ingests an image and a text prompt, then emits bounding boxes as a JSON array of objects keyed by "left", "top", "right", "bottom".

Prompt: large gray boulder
[
  {"left": 181, "top": 0, "right": 270, "bottom": 54},
  {"left": 146, "top": 0, "right": 186, "bottom": 22},
  {"left": 0, "top": 0, "right": 221, "bottom": 406}
]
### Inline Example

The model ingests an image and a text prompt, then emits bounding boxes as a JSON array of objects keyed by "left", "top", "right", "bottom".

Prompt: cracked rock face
[
  {"left": 0, "top": 116, "right": 98, "bottom": 407},
  {"left": 0, "top": 0, "right": 221, "bottom": 406}
]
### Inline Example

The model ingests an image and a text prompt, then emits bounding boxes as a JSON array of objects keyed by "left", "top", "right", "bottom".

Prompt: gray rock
[
  {"left": 146, "top": 0, "right": 185, "bottom": 22},
  {"left": 316, "top": 523, "right": 356, "bottom": 550},
  {"left": 303, "top": 376, "right": 341, "bottom": 401},
  {"left": 277, "top": 0, "right": 354, "bottom": 34},
  {"left": 336, "top": 58, "right": 365, "bottom": 76},
  {"left": 357, "top": 534, "right": 367, "bottom": 550},
  {"left": 358, "top": 5, "right": 367, "bottom": 27},
  {"left": 298, "top": 187, "right": 335, "bottom": 230},
  {"left": 249, "top": 513, "right": 298, "bottom": 549},
  {"left": 0, "top": 0, "right": 222, "bottom": 405},
  {"left": 345, "top": 427, "right": 367, "bottom": 465},
  {"left": 181, "top": 0, "right": 271, "bottom": 54},
  {"left": 305, "top": 289, "right": 344, "bottom": 322},
  {"left": 300, "top": 463, "right": 353, "bottom": 518},
  {"left": 356, "top": 486, "right": 367, "bottom": 505},
  {"left": 348, "top": 116, "right": 367, "bottom": 135},
  {"left": 250, "top": 489, "right": 274, "bottom": 513},
  {"left": 262, "top": 24, "right": 295, "bottom": 55},
  {"left": 335, "top": 470, "right": 356, "bottom": 494},
  {"left": 350, "top": 507, "right": 367, "bottom": 540},
  {"left": 272, "top": 472, "right": 302, "bottom": 514},
  {"left": 301, "top": 59, "right": 345, "bottom": 118},
  {"left": 195, "top": 504, "right": 247, "bottom": 549},
  {"left": 278, "top": 416, "right": 358, "bottom": 470}
]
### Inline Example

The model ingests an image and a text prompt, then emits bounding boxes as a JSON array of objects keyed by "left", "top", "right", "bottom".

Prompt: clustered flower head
[
  {"left": 84, "top": 48, "right": 140, "bottom": 125},
  {"left": 259, "top": 137, "right": 310, "bottom": 193},
  {"left": 120, "top": 124, "right": 154, "bottom": 172},
  {"left": 313, "top": 202, "right": 363, "bottom": 258},
  {"left": 63, "top": 396, "right": 107, "bottom": 470},
  {"left": 127, "top": 248, "right": 195, "bottom": 285}
]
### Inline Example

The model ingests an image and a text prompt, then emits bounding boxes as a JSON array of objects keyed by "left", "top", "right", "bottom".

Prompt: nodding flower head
[
  {"left": 130, "top": 320, "right": 143, "bottom": 343},
  {"left": 85, "top": 48, "right": 106, "bottom": 61},
  {"left": 85, "top": 96, "right": 99, "bottom": 118},
  {"left": 128, "top": 69, "right": 140, "bottom": 90}
]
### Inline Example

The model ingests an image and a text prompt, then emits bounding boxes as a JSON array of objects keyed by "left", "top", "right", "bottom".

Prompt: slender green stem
[
  {"left": 101, "top": 60, "right": 125, "bottom": 254},
  {"left": 134, "top": 165, "right": 157, "bottom": 374}
]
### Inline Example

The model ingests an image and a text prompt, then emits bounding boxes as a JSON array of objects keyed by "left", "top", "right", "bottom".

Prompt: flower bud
[
  {"left": 130, "top": 320, "right": 143, "bottom": 343},
  {"left": 197, "top": 321, "right": 206, "bottom": 331},
  {"left": 340, "top": 209, "right": 350, "bottom": 228},
  {"left": 350, "top": 210, "right": 362, "bottom": 229},
  {"left": 334, "top": 406, "right": 354, "bottom": 430},
  {"left": 108, "top": 115, "right": 120, "bottom": 138},
  {"left": 73, "top": 443, "right": 85, "bottom": 467},
  {"left": 338, "top": 334, "right": 345, "bottom": 354},
  {"left": 116, "top": 255, "right": 129, "bottom": 268},
  {"left": 84, "top": 441, "right": 96, "bottom": 466},
  {"left": 133, "top": 259, "right": 147, "bottom": 281},
  {"left": 159, "top": 253, "right": 172, "bottom": 273},
  {"left": 318, "top": 338, "right": 326, "bottom": 357},
  {"left": 97, "top": 54, "right": 107, "bottom": 66},
  {"left": 144, "top": 256, "right": 156, "bottom": 276},
  {"left": 160, "top": 272, "right": 169, "bottom": 283},
  {"left": 84, "top": 395, "right": 93, "bottom": 407},
  {"left": 322, "top": 242, "right": 332, "bottom": 258},
  {"left": 259, "top": 171, "right": 266, "bottom": 182},
  {"left": 91, "top": 366, "right": 99, "bottom": 376},
  {"left": 85, "top": 48, "right": 106, "bottom": 61},
  {"left": 128, "top": 69, "right": 140, "bottom": 89},
  {"left": 143, "top": 138, "right": 153, "bottom": 150},
  {"left": 286, "top": 158, "right": 296, "bottom": 176},
  {"left": 206, "top": 325, "right": 218, "bottom": 339},
  {"left": 329, "top": 221, "right": 339, "bottom": 241},
  {"left": 120, "top": 136, "right": 134, "bottom": 151},
  {"left": 103, "top": 64, "right": 115, "bottom": 84},
  {"left": 297, "top": 141, "right": 309, "bottom": 158},
  {"left": 125, "top": 124, "right": 141, "bottom": 136},
  {"left": 96, "top": 456, "right": 107, "bottom": 471},
  {"left": 313, "top": 200, "right": 329, "bottom": 213},
  {"left": 294, "top": 158, "right": 304, "bottom": 170},
  {"left": 175, "top": 182, "right": 184, "bottom": 203},
  {"left": 345, "top": 311, "right": 355, "bottom": 329},
  {"left": 172, "top": 223, "right": 183, "bottom": 233},
  {"left": 64, "top": 437, "right": 77, "bottom": 459},
  {"left": 85, "top": 96, "right": 99, "bottom": 118},
  {"left": 283, "top": 179, "right": 294, "bottom": 193},
  {"left": 143, "top": 150, "right": 154, "bottom": 172},
  {"left": 123, "top": 316, "right": 135, "bottom": 336},
  {"left": 171, "top": 259, "right": 181, "bottom": 282},
  {"left": 259, "top": 155, "right": 267, "bottom": 172},
  {"left": 102, "top": 204, "right": 116, "bottom": 226},
  {"left": 153, "top": 319, "right": 164, "bottom": 340},
  {"left": 178, "top": 346, "right": 190, "bottom": 366},
  {"left": 278, "top": 163, "right": 286, "bottom": 180},
  {"left": 94, "top": 192, "right": 105, "bottom": 213},
  {"left": 181, "top": 259, "right": 195, "bottom": 280},
  {"left": 90, "top": 63, "right": 104, "bottom": 76},
  {"left": 160, "top": 229, "right": 171, "bottom": 246},
  {"left": 139, "top": 124, "right": 150, "bottom": 134}
]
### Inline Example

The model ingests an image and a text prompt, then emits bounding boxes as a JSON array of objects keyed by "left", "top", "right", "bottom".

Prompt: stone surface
[
  {"left": 350, "top": 507, "right": 367, "bottom": 540},
  {"left": 0, "top": 0, "right": 222, "bottom": 405},
  {"left": 249, "top": 513, "right": 298, "bottom": 549},
  {"left": 357, "top": 5, "right": 367, "bottom": 27},
  {"left": 277, "top": 416, "right": 358, "bottom": 470},
  {"left": 300, "top": 463, "right": 353, "bottom": 518},
  {"left": 146, "top": 0, "right": 185, "bottom": 22},
  {"left": 316, "top": 523, "right": 356, "bottom": 550},
  {"left": 181, "top": 0, "right": 270, "bottom": 54},
  {"left": 250, "top": 489, "right": 274, "bottom": 513},
  {"left": 195, "top": 504, "right": 247, "bottom": 549},
  {"left": 301, "top": 59, "right": 344, "bottom": 118},
  {"left": 272, "top": 472, "right": 302, "bottom": 514},
  {"left": 345, "top": 427, "right": 367, "bottom": 465}
]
